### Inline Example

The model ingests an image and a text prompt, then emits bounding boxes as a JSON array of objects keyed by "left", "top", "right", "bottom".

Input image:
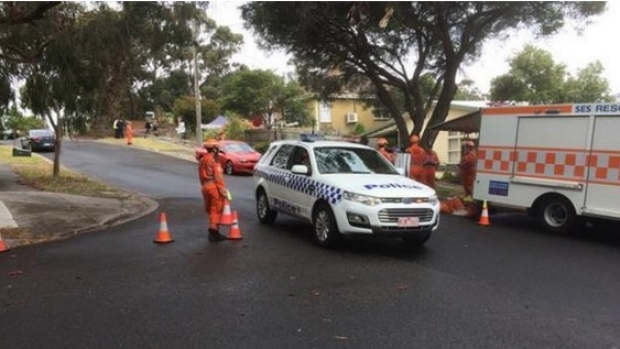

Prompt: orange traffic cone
[
  {"left": 228, "top": 211, "right": 243, "bottom": 240},
  {"left": 478, "top": 200, "right": 491, "bottom": 226},
  {"left": 153, "top": 212, "right": 174, "bottom": 243},
  {"left": 220, "top": 200, "right": 234, "bottom": 226},
  {"left": 0, "top": 232, "right": 10, "bottom": 253}
]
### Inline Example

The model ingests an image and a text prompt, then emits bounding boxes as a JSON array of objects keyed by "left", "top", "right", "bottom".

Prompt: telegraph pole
[{"left": 193, "top": 12, "right": 203, "bottom": 146}]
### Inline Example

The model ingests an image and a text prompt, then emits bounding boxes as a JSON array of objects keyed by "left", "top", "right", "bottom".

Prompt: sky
[{"left": 207, "top": 1, "right": 620, "bottom": 97}]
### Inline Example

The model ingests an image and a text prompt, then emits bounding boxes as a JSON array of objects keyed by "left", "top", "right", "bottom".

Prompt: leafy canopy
[
  {"left": 242, "top": 1, "right": 606, "bottom": 146},
  {"left": 490, "top": 45, "right": 613, "bottom": 103}
]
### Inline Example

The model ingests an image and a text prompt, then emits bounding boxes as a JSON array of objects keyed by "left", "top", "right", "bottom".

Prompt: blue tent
[{"left": 202, "top": 115, "right": 228, "bottom": 130}]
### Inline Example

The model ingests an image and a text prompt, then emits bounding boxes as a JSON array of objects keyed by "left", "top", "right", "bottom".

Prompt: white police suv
[{"left": 253, "top": 140, "right": 440, "bottom": 248}]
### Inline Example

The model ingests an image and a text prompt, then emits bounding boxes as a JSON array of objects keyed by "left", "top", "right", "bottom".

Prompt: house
[
  {"left": 362, "top": 100, "right": 489, "bottom": 164},
  {"left": 303, "top": 93, "right": 393, "bottom": 135}
]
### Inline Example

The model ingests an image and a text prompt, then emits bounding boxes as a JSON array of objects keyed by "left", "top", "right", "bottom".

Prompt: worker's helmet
[
  {"left": 203, "top": 139, "right": 220, "bottom": 149},
  {"left": 410, "top": 135, "right": 420, "bottom": 144},
  {"left": 377, "top": 138, "right": 388, "bottom": 147},
  {"left": 464, "top": 140, "right": 475, "bottom": 148}
]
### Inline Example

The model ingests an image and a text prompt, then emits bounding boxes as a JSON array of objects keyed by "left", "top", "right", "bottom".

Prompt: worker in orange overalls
[
  {"left": 217, "top": 128, "right": 226, "bottom": 141},
  {"left": 125, "top": 121, "right": 133, "bottom": 146},
  {"left": 198, "top": 139, "right": 229, "bottom": 242},
  {"left": 459, "top": 140, "right": 477, "bottom": 197},
  {"left": 407, "top": 134, "right": 426, "bottom": 184},
  {"left": 423, "top": 143, "right": 440, "bottom": 189},
  {"left": 377, "top": 138, "right": 394, "bottom": 164}
]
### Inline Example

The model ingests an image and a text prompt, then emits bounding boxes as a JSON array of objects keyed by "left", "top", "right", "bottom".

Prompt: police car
[{"left": 253, "top": 140, "right": 440, "bottom": 248}]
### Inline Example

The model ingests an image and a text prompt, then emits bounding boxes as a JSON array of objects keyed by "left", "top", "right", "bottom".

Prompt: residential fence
[{"left": 244, "top": 129, "right": 361, "bottom": 144}]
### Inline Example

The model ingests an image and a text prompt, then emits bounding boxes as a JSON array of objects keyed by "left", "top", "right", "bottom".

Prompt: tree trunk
[
  {"left": 47, "top": 108, "right": 63, "bottom": 178},
  {"left": 93, "top": 49, "right": 131, "bottom": 137},
  {"left": 420, "top": 67, "right": 459, "bottom": 148}
]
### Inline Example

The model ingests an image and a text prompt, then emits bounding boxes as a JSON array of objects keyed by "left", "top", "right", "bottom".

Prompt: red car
[{"left": 218, "top": 140, "right": 261, "bottom": 175}]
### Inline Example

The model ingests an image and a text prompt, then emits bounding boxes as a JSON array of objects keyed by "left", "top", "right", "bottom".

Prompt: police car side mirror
[
  {"left": 396, "top": 167, "right": 406, "bottom": 176},
  {"left": 291, "top": 164, "right": 309, "bottom": 175}
]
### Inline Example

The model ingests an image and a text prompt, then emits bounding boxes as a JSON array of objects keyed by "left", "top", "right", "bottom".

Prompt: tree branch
[{"left": 0, "top": 2, "right": 61, "bottom": 25}]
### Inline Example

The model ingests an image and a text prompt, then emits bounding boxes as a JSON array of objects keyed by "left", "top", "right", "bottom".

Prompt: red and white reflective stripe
[{"left": 477, "top": 146, "right": 620, "bottom": 186}]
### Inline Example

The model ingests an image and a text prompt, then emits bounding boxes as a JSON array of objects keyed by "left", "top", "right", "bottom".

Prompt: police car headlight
[
  {"left": 428, "top": 194, "right": 439, "bottom": 206},
  {"left": 343, "top": 191, "right": 382, "bottom": 206}
]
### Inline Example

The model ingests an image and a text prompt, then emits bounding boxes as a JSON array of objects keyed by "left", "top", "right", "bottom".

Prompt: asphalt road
[{"left": 1, "top": 140, "right": 619, "bottom": 349}]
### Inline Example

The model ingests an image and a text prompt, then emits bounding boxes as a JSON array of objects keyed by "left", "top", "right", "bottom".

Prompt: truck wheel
[
  {"left": 312, "top": 203, "right": 340, "bottom": 248},
  {"left": 256, "top": 188, "right": 277, "bottom": 225},
  {"left": 537, "top": 196, "right": 576, "bottom": 234}
]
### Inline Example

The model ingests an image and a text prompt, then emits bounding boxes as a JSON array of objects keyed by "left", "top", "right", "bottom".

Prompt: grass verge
[
  {"left": 97, "top": 137, "right": 191, "bottom": 152},
  {"left": 0, "top": 145, "right": 121, "bottom": 197},
  {"left": 435, "top": 182, "right": 463, "bottom": 200}
]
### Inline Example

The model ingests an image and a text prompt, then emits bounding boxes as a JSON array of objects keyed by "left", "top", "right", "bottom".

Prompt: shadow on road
[
  {"left": 268, "top": 217, "right": 433, "bottom": 261},
  {"left": 488, "top": 212, "right": 620, "bottom": 247}
]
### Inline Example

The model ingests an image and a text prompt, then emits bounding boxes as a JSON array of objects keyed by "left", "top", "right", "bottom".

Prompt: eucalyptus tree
[
  {"left": 490, "top": 45, "right": 613, "bottom": 104},
  {"left": 75, "top": 2, "right": 210, "bottom": 134},
  {"left": 242, "top": 2, "right": 607, "bottom": 147}
]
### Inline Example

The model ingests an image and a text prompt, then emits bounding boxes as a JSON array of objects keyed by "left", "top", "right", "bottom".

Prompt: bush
[
  {"left": 353, "top": 122, "right": 366, "bottom": 135},
  {"left": 441, "top": 170, "right": 461, "bottom": 185},
  {"left": 252, "top": 141, "right": 271, "bottom": 154}
]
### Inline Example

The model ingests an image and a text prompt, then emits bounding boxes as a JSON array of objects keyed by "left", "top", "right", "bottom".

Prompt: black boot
[{"left": 208, "top": 229, "right": 227, "bottom": 242}]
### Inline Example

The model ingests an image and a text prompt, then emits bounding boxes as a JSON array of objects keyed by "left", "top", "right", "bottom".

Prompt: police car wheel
[
  {"left": 225, "top": 161, "right": 234, "bottom": 175},
  {"left": 256, "top": 189, "right": 277, "bottom": 224},
  {"left": 312, "top": 203, "right": 340, "bottom": 248}
]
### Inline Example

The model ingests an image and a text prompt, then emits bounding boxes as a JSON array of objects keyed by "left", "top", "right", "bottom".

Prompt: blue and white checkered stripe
[{"left": 255, "top": 166, "right": 343, "bottom": 204}]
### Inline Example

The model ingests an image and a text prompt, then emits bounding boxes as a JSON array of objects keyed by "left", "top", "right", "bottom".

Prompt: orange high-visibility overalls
[
  {"left": 460, "top": 149, "right": 477, "bottom": 196},
  {"left": 199, "top": 153, "right": 228, "bottom": 232},
  {"left": 424, "top": 149, "right": 439, "bottom": 189},
  {"left": 408, "top": 144, "right": 426, "bottom": 184},
  {"left": 126, "top": 124, "right": 133, "bottom": 145}
]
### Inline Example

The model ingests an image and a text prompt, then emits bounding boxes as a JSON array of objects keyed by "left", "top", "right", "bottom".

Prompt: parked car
[
  {"left": 21, "top": 129, "right": 55, "bottom": 152},
  {"left": 218, "top": 140, "right": 261, "bottom": 175},
  {"left": 253, "top": 139, "right": 440, "bottom": 248}
]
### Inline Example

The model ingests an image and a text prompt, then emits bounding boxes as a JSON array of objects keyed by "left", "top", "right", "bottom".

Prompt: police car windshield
[{"left": 314, "top": 146, "right": 398, "bottom": 175}]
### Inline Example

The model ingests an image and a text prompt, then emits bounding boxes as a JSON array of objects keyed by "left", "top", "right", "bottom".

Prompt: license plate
[
  {"left": 43, "top": 143, "right": 52, "bottom": 146},
  {"left": 397, "top": 217, "right": 420, "bottom": 227}
]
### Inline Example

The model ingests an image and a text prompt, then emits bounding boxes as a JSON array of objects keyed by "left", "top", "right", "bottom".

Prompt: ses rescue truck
[{"left": 473, "top": 102, "right": 620, "bottom": 233}]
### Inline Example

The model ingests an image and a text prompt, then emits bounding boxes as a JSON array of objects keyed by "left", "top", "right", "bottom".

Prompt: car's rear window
[
  {"left": 225, "top": 142, "right": 254, "bottom": 152},
  {"left": 30, "top": 130, "right": 54, "bottom": 137},
  {"left": 314, "top": 146, "right": 398, "bottom": 175}
]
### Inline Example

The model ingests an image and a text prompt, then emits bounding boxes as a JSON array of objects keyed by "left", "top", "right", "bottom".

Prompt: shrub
[
  {"left": 353, "top": 122, "right": 366, "bottom": 135},
  {"left": 441, "top": 170, "right": 461, "bottom": 185},
  {"left": 252, "top": 141, "right": 271, "bottom": 154}
]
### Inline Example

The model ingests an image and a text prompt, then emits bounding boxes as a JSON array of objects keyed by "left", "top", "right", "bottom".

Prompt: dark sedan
[{"left": 21, "top": 129, "right": 56, "bottom": 152}]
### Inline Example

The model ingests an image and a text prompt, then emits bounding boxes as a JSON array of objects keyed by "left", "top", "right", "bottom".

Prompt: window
[
  {"left": 270, "top": 145, "right": 293, "bottom": 169},
  {"left": 319, "top": 100, "right": 331, "bottom": 123},
  {"left": 314, "top": 146, "right": 399, "bottom": 175},
  {"left": 287, "top": 146, "right": 311, "bottom": 174},
  {"left": 258, "top": 144, "right": 278, "bottom": 165},
  {"left": 447, "top": 134, "right": 466, "bottom": 164},
  {"left": 224, "top": 142, "right": 254, "bottom": 153},
  {"left": 372, "top": 107, "right": 391, "bottom": 121}
]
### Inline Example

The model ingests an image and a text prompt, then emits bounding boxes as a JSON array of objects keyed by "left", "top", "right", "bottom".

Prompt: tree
[
  {"left": 221, "top": 69, "right": 310, "bottom": 129},
  {"left": 563, "top": 61, "right": 614, "bottom": 102},
  {"left": 19, "top": 2, "right": 88, "bottom": 177},
  {"left": 454, "top": 79, "right": 486, "bottom": 101},
  {"left": 172, "top": 96, "right": 221, "bottom": 135},
  {"left": 489, "top": 45, "right": 567, "bottom": 104},
  {"left": 241, "top": 2, "right": 606, "bottom": 147},
  {"left": 490, "top": 45, "right": 613, "bottom": 103}
]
